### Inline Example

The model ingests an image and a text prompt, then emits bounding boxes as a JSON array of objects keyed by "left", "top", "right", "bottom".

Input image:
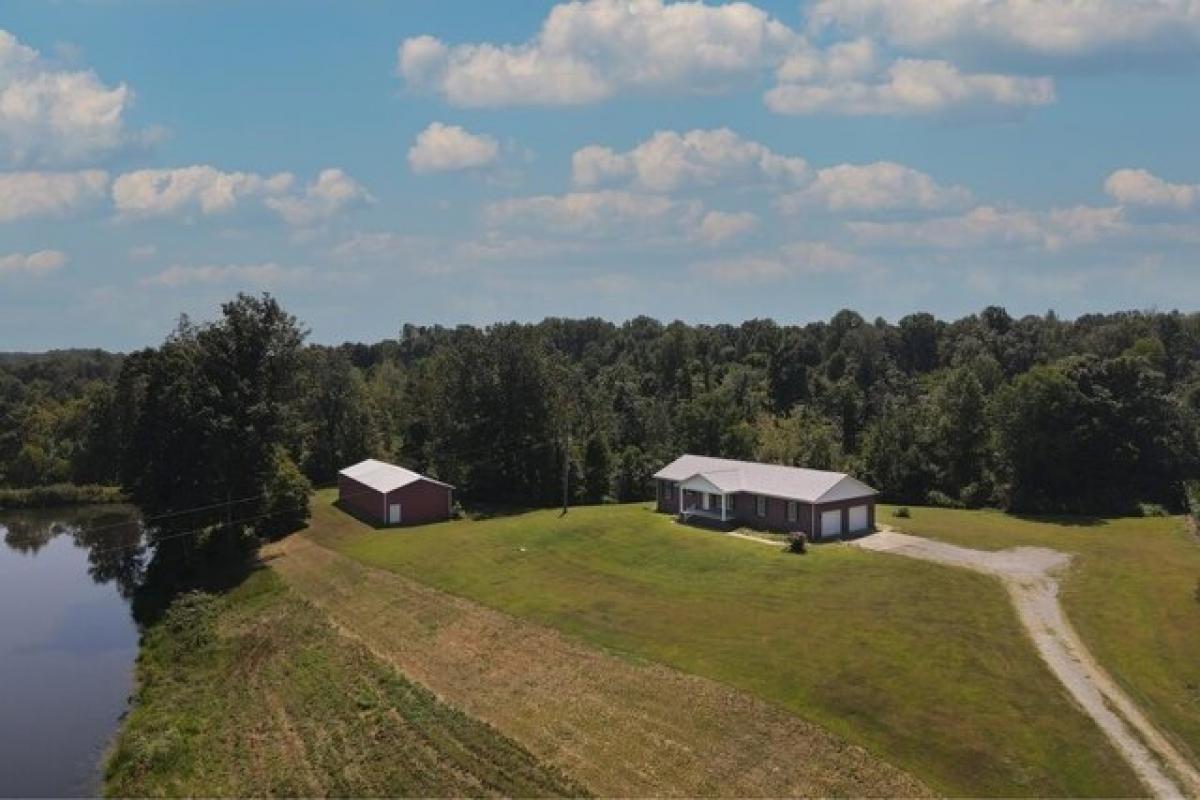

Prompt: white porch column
[{"left": 721, "top": 493, "right": 727, "bottom": 522}]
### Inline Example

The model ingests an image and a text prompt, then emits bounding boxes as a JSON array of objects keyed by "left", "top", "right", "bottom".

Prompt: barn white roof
[
  {"left": 653, "top": 454, "right": 876, "bottom": 504},
  {"left": 339, "top": 459, "right": 453, "bottom": 493}
]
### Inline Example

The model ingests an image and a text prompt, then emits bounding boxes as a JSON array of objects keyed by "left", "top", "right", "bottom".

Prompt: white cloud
[
  {"left": 0, "top": 29, "right": 154, "bottom": 166},
  {"left": 397, "top": 0, "right": 797, "bottom": 106},
  {"left": 128, "top": 243, "right": 158, "bottom": 261},
  {"left": 808, "top": 0, "right": 1200, "bottom": 63},
  {"left": 694, "top": 240, "right": 861, "bottom": 282},
  {"left": 264, "top": 168, "right": 373, "bottom": 226},
  {"left": 0, "top": 169, "right": 108, "bottom": 222},
  {"left": 849, "top": 204, "right": 1127, "bottom": 250},
  {"left": 407, "top": 122, "right": 500, "bottom": 173},
  {"left": 112, "top": 165, "right": 369, "bottom": 226},
  {"left": 141, "top": 262, "right": 312, "bottom": 288},
  {"left": 692, "top": 210, "right": 758, "bottom": 244},
  {"left": 571, "top": 128, "right": 808, "bottom": 191},
  {"left": 1105, "top": 168, "right": 1198, "bottom": 210},
  {"left": 778, "top": 161, "right": 971, "bottom": 212},
  {"left": 485, "top": 190, "right": 686, "bottom": 237},
  {"left": 112, "top": 165, "right": 294, "bottom": 218},
  {"left": 766, "top": 57, "right": 1054, "bottom": 116},
  {"left": 0, "top": 249, "right": 67, "bottom": 277}
]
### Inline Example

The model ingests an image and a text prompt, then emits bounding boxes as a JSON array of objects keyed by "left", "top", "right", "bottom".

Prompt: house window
[
  {"left": 756, "top": 495, "right": 767, "bottom": 517},
  {"left": 787, "top": 501, "right": 797, "bottom": 522},
  {"left": 727, "top": 494, "right": 736, "bottom": 510}
]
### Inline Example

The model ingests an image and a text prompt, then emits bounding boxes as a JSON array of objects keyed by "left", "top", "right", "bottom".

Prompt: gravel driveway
[{"left": 854, "top": 530, "right": 1200, "bottom": 800}]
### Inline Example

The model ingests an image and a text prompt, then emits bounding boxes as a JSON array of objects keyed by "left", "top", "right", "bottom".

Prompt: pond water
[{"left": 0, "top": 505, "right": 145, "bottom": 797}]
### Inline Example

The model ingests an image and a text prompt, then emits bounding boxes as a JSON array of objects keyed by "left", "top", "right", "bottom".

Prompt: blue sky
[{"left": 2, "top": 0, "right": 1199, "bottom": 350}]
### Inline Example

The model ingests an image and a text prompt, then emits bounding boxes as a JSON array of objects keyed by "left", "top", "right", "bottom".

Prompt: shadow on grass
[{"left": 1009, "top": 512, "right": 1106, "bottom": 528}]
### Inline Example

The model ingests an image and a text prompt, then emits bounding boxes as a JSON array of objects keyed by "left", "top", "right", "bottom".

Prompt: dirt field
[{"left": 264, "top": 533, "right": 931, "bottom": 798}]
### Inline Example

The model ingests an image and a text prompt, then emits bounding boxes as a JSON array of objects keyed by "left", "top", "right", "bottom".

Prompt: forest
[{"left": 3, "top": 295, "right": 1199, "bottom": 540}]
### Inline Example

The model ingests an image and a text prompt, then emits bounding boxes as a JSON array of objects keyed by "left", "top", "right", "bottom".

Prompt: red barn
[{"left": 337, "top": 459, "right": 454, "bottom": 526}]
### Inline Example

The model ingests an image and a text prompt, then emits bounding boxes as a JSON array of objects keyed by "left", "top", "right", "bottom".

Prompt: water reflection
[
  {"left": 2, "top": 506, "right": 146, "bottom": 598},
  {"left": 0, "top": 505, "right": 145, "bottom": 798}
]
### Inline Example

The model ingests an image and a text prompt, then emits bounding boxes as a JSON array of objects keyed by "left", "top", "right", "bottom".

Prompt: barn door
[{"left": 388, "top": 503, "right": 402, "bottom": 524}]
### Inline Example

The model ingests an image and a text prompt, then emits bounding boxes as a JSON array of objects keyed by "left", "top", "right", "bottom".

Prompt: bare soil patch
[{"left": 265, "top": 533, "right": 932, "bottom": 798}]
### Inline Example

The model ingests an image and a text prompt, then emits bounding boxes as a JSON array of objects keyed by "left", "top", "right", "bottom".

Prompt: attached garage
[
  {"left": 337, "top": 459, "right": 454, "bottom": 527},
  {"left": 848, "top": 504, "right": 870, "bottom": 533},
  {"left": 820, "top": 509, "right": 843, "bottom": 538}
]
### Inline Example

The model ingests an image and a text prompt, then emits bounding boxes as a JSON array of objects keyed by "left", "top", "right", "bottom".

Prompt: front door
[{"left": 388, "top": 503, "right": 402, "bottom": 524}]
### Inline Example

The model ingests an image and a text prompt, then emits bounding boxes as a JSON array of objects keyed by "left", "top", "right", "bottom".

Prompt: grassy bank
[
  {"left": 302, "top": 490, "right": 1141, "bottom": 797},
  {"left": 104, "top": 567, "right": 583, "bottom": 797},
  {"left": 0, "top": 483, "right": 126, "bottom": 509},
  {"left": 880, "top": 504, "right": 1200, "bottom": 768}
]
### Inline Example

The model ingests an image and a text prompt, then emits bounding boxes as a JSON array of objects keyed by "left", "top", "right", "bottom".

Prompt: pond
[{"left": 0, "top": 505, "right": 145, "bottom": 797}]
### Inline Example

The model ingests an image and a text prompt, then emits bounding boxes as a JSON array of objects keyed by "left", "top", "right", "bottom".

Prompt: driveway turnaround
[{"left": 854, "top": 530, "right": 1200, "bottom": 800}]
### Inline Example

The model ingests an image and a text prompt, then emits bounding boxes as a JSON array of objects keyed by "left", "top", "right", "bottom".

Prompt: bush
[
  {"left": 926, "top": 490, "right": 965, "bottom": 509},
  {"left": 1137, "top": 502, "right": 1170, "bottom": 518},
  {"left": 450, "top": 500, "right": 466, "bottom": 519},
  {"left": 0, "top": 483, "right": 126, "bottom": 509},
  {"left": 786, "top": 531, "right": 807, "bottom": 554},
  {"left": 893, "top": 506, "right": 910, "bottom": 518}
]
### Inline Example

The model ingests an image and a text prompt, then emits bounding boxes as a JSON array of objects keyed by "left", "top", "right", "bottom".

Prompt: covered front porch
[{"left": 677, "top": 474, "right": 737, "bottom": 526}]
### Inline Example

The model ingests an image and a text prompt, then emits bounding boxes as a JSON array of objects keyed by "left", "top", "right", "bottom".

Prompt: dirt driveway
[{"left": 854, "top": 530, "right": 1200, "bottom": 800}]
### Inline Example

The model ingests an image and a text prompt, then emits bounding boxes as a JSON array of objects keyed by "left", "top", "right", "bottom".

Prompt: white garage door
[
  {"left": 820, "top": 509, "right": 842, "bottom": 538},
  {"left": 848, "top": 505, "right": 869, "bottom": 533}
]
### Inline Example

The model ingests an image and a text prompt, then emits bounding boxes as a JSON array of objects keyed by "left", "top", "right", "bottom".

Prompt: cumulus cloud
[
  {"left": 397, "top": 0, "right": 797, "bottom": 106},
  {"left": 407, "top": 122, "right": 500, "bottom": 173},
  {"left": 694, "top": 241, "right": 861, "bottom": 282},
  {"left": 485, "top": 190, "right": 686, "bottom": 237},
  {"left": 1105, "top": 168, "right": 1198, "bottom": 210},
  {"left": 141, "top": 262, "right": 312, "bottom": 288},
  {"left": 112, "top": 165, "right": 294, "bottom": 218},
  {"left": 572, "top": 129, "right": 966, "bottom": 213},
  {"left": 0, "top": 249, "right": 67, "bottom": 277},
  {"left": 112, "top": 165, "right": 369, "bottom": 226},
  {"left": 571, "top": 128, "right": 808, "bottom": 191},
  {"left": 807, "top": 0, "right": 1200, "bottom": 64},
  {"left": 692, "top": 210, "right": 758, "bottom": 245},
  {"left": 0, "top": 170, "right": 109, "bottom": 222},
  {"left": 766, "top": 57, "right": 1055, "bottom": 116},
  {"left": 848, "top": 204, "right": 1127, "bottom": 250},
  {"left": 264, "top": 168, "right": 373, "bottom": 227},
  {"left": 0, "top": 29, "right": 155, "bottom": 166},
  {"left": 778, "top": 161, "right": 971, "bottom": 212}
]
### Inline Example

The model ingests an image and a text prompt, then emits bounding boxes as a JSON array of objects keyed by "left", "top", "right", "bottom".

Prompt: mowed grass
[
  {"left": 104, "top": 568, "right": 584, "bottom": 798},
  {"left": 881, "top": 504, "right": 1200, "bottom": 769},
  {"left": 305, "top": 490, "right": 1142, "bottom": 797}
]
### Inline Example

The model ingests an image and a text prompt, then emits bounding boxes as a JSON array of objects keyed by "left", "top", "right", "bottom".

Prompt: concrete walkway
[{"left": 853, "top": 530, "right": 1200, "bottom": 800}]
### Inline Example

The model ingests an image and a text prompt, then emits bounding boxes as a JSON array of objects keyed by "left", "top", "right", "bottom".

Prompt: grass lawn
[
  {"left": 304, "top": 489, "right": 1143, "bottom": 797},
  {"left": 104, "top": 568, "right": 583, "bottom": 797},
  {"left": 880, "top": 504, "right": 1200, "bottom": 770}
]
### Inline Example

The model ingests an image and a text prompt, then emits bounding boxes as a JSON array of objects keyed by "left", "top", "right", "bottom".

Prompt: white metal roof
[
  {"left": 653, "top": 454, "right": 876, "bottom": 504},
  {"left": 338, "top": 459, "right": 453, "bottom": 493}
]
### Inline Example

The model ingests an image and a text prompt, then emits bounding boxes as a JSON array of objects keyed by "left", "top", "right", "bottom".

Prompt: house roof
[
  {"left": 653, "top": 454, "right": 876, "bottom": 504},
  {"left": 338, "top": 459, "right": 454, "bottom": 493}
]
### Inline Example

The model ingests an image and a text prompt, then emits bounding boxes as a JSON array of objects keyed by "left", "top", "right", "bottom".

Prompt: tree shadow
[{"left": 1009, "top": 511, "right": 1106, "bottom": 527}]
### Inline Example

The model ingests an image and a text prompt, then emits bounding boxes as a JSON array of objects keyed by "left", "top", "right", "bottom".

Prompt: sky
[{"left": 1, "top": 0, "right": 1199, "bottom": 351}]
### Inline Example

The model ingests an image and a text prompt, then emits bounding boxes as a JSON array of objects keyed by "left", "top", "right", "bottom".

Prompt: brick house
[{"left": 653, "top": 454, "right": 877, "bottom": 539}]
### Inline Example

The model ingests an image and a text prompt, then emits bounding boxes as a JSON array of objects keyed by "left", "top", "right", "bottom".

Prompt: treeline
[{"left": 3, "top": 299, "right": 1200, "bottom": 519}]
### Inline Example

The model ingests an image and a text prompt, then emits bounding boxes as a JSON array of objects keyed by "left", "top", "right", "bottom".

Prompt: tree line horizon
[{"left": 3, "top": 297, "right": 1198, "bottom": 528}]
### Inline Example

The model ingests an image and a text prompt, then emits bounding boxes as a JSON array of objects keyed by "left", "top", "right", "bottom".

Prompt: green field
[
  {"left": 104, "top": 568, "right": 583, "bottom": 797},
  {"left": 304, "top": 490, "right": 1147, "bottom": 797},
  {"left": 880, "top": 504, "right": 1200, "bottom": 769}
]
